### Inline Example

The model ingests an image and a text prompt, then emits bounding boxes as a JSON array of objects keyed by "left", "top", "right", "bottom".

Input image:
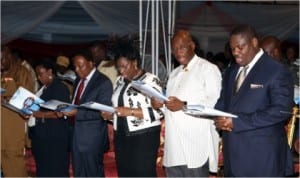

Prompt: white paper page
[
  {"left": 131, "top": 80, "right": 168, "bottom": 101},
  {"left": 183, "top": 105, "right": 238, "bottom": 118},
  {"left": 80, "top": 102, "right": 115, "bottom": 113},
  {"left": 39, "top": 99, "right": 77, "bottom": 112},
  {"left": 8, "top": 86, "right": 44, "bottom": 113}
]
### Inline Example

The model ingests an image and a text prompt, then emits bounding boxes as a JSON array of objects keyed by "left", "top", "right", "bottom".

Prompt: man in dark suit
[
  {"left": 64, "top": 49, "right": 113, "bottom": 177},
  {"left": 214, "top": 25, "right": 294, "bottom": 176}
]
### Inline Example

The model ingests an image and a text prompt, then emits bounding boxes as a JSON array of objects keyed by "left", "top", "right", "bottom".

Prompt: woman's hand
[
  {"left": 101, "top": 111, "right": 114, "bottom": 121},
  {"left": 151, "top": 97, "right": 164, "bottom": 109},
  {"left": 19, "top": 113, "right": 31, "bottom": 120},
  {"left": 115, "top": 107, "right": 131, "bottom": 117},
  {"left": 61, "top": 109, "right": 78, "bottom": 117}
]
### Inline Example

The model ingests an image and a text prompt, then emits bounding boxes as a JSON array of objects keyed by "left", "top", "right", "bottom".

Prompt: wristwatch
[{"left": 182, "top": 101, "right": 187, "bottom": 110}]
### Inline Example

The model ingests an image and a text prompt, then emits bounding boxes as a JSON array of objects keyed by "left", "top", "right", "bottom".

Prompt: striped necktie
[
  {"left": 235, "top": 66, "right": 248, "bottom": 93},
  {"left": 74, "top": 78, "right": 85, "bottom": 104}
]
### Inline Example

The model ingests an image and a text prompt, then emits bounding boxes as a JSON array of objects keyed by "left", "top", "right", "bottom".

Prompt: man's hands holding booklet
[
  {"left": 214, "top": 116, "right": 233, "bottom": 132},
  {"left": 151, "top": 96, "right": 186, "bottom": 112}
]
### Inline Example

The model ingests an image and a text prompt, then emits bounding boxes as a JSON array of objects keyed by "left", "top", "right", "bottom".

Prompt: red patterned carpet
[
  {"left": 22, "top": 122, "right": 300, "bottom": 177},
  {"left": 25, "top": 124, "right": 166, "bottom": 177},
  {"left": 25, "top": 149, "right": 166, "bottom": 177}
]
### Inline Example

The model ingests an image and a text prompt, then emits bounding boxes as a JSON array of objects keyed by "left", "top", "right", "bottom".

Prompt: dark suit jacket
[
  {"left": 216, "top": 53, "right": 294, "bottom": 176},
  {"left": 72, "top": 70, "right": 113, "bottom": 176}
]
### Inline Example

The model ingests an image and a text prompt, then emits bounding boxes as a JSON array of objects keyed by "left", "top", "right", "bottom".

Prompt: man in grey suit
[
  {"left": 214, "top": 25, "right": 294, "bottom": 176},
  {"left": 64, "top": 49, "right": 113, "bottom": 177}
]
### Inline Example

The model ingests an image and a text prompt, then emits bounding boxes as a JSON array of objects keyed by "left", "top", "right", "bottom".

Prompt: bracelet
[
  {"left": 131, "top": 109, "right": 134, "bottom": 116},
  {"left": 41, "top": 113, "right": 45, "bottom": 123}
]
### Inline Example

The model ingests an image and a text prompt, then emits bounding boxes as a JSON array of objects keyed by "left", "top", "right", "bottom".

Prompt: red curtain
[{"left": 7, "top": 39, "right": 90, "bottom": 66}]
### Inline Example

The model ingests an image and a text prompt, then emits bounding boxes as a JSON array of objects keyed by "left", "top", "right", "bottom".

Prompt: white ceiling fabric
[{"left": 1, "top": 1, "right": 298, "bottom": 53}]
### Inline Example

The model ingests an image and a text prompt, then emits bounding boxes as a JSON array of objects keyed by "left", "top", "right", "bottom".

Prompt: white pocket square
[{"left": 250, "top": 84, "right": 264, "bottom": 89}]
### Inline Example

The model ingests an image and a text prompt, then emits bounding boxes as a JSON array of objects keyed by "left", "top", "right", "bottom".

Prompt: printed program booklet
[{"left": 5, "top": 86, "right": 44, "bottom": 114}]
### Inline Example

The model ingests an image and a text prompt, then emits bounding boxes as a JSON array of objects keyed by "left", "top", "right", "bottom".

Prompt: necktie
[
  {"left": 235, "top": 66, "right": 248, "bottom": 93},
  {"left": 74, "top": 78, "right": 85, "bottom": 104},
  {"left": 70, "top": 79, "right": 85, "bottom": 125}
]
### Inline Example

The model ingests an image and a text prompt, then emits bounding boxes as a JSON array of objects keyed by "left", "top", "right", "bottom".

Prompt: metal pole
[
  {"left": 160, "top": 0, "right": 168, "bottom": 73},
  {"left": 151, "top": 0, "right": 155, "bottom": 74},
  {"left": 142, "top": 0, "right": 150, "bottom": 69},
  {"left": 170, "top": 0, "right": 176, "bottom": 72},
  {"left": 139, "top": 0, "right": 143, "bottom": 61},
  {"left": 155, "top": 0, "right": 159, "bottom": 76}
]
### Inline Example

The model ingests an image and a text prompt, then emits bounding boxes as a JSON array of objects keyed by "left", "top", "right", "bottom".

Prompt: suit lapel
[
  {"left": 231, "top": 56, "right": 264, "bottom": 105},
  {"left": 72, "top": 79, "right": 80, "bottom": 102},
  {"left": 79, "top": 71, "right": 99, "bottom": 103}
]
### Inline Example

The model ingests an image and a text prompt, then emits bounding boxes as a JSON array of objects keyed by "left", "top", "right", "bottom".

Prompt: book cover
[{"left": 7, "top": 87, "right": 44, "bottom": 114}]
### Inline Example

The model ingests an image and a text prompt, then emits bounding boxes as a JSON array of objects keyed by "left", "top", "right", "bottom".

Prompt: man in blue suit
[
  {"left": 214, "top": 25, "right": 294, "bottom": 176},
  {"left": 64, "top": 49, "right": 113, "bottom": 177}
]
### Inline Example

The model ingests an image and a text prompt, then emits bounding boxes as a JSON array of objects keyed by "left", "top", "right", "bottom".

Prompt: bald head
[
  {"left": 171, "top": 30, "right": 195, "bottom": 66},
  {"left": 172, "top": 30, "right": 193, "bottom": 43},
  {"left": 260, "top": 36, "right": 281, "bottom": 61}
]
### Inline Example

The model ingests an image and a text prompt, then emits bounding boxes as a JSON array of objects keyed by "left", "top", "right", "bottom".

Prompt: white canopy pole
[
  {"left": 139, "top": 0, "right": 143, "bottom": 58},
  {"left": 168, "top": 0, "right": 176, "bottom": 74},
  {"left": 142, "top": 0, "right": 150, "bottom": 69},
  {"left": 151, "top": 0, "right": 155, "bottom": 74},
  {"left": 160, "top": 0, "right": 168, "bottom": 70},
  {"left": 155, "top": 0, "right": 159, "bottom": 76}
]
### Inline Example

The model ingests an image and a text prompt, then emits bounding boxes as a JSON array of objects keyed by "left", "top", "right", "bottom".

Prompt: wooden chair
[
  {"left": 286, "top": 106, "right": 299, "bottom": 147},
  {"left": 285, "top": 106, "right": 299, "bottom": 175}
]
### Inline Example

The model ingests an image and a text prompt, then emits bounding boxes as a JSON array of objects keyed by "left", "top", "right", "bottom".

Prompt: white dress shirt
[
  {"left": 72, "top": 68, "right": 96, "bottom": 104},
  {"left": 163, "top": 55, "right": 222, "bottom": 172}
]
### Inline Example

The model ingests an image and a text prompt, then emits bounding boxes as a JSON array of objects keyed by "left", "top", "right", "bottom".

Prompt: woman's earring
[{"left": 48, "top": 75, "right": 53, "bottom": 80}]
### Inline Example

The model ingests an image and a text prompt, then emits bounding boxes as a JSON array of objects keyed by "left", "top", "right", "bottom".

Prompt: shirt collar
[
  {"left": 181, "top": 54, "right": 197, "bottom": 72},
  {"left": 238, "top": 48, "right": 263, "bottom": 74},
  {"left": 85, "top": 68, "right": 96, "bottom": 82}
]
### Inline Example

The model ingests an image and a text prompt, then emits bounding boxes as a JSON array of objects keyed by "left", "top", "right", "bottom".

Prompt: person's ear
[
  {"left": 88, "top": 60, "right": 94, "bottom": 68},
  {"left": 274, "top": 48, "right": 280, "bottom": 57},
  {"left": 190, "top": 41, "right": 196, "bottom": 51},
  {"left": 133, "top": 60, "right": 138, "bottom": 69},
  {"left": 252, "top": 38, "right": 259, "bottom": 48},
  {"left": 47, "top": 69, "right": 53, "bottom": 75}
]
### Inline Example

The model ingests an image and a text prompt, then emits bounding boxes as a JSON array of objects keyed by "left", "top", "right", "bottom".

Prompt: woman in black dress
[
  {"left": 27, "top": 58, "right": 70, "bottom": 177},
  {"left": 102, "top": 39, "right": 164, "bottom": 177}
]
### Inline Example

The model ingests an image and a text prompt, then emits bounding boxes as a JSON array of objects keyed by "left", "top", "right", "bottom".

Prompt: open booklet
[
  {"left": 183, "top": 104, "right": 238, "bottom": 118},
  {"left": 131, "top": 80, "right": 168, "bottom": 101},
  {"left": 40, "top": 100, "right": 115, "bottom": 113},
  {"left": 39, "top": 100, "right": 77, "bottom": 112},
  {"left": 4, "top": 86, "right": 45, "bottom": 114}
]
